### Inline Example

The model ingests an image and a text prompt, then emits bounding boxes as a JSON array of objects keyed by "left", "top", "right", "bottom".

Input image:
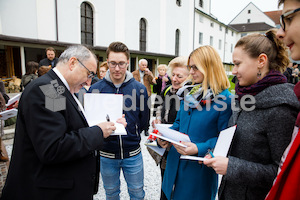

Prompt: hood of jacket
[
  {"left": 253, "top": 83, "right": 300, "bottom": 110},
  {"left": 104, "top": 70, "right": 134, "bottom": 85}
]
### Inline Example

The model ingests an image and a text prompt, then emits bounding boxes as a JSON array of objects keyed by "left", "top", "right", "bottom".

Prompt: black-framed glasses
[
  {"left": 108, "top": 61, "right": 128, "bottom": 69},
  {"left": 77, "top": 59, "right": 96, "bottom": 79},
  {"left": 280, "top": 8, "right": 300, "bottom": 31},
  {"left": 187, "top": 65, "right": 198, "bottom": 71}
]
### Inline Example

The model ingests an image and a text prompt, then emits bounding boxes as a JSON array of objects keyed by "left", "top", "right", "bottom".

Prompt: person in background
[
  {"left": 21, "top": 61, "right": 39, "bottom": 89},
  {"left": 37, "top": 65, "right": 51, "bottom": 77},
  {"left": 89, "top": 42, "right": 149, "bottom": 200},
  {"left": 153, "top": 64, "right": 171, "bottom": 117},
  {"left": 283, "top": 62, "right": 293, "bottom": 83},
  {"left": 292, "top": 62, "right": 299, "bottom": 84},
  {"left": 149, "top": 56, "right": 189, "bottom": 200},
  {"left": 98, "top": 61, "right": 108, "bottom": 80},
  {"left": 159, "top": 46, "right": 232, "bottom": 200},
  {"left": 153, "top": 64, "right": 171, "bottom": 94},
  {"left": 1, "top": 45, "right": 120, "bottom": 200},
  {"left": 204, "top": 29, "right": 300, "bottom": 200},
  {"left": 132, "top": 59, "right": 157, "bottom": 136},
  {"left": 265, "top": 0, "right": 300, "bottom": 199},
  {"left": 0, "top": 80, "right": 10, "bottom": 197},
  {"left": 39, "top": 47, "right": 59, "bottom": 68}
]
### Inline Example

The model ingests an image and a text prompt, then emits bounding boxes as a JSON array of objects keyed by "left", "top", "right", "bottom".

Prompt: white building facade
[{"left": 0, "top": 0, "right": 240, "bottom": 78}]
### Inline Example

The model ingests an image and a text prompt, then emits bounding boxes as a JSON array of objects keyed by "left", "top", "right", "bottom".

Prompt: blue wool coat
[{"left": 162, "top": 89, "right": 232, "bottom": 200}]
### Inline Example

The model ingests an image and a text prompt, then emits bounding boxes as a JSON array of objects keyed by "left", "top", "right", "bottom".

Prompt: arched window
[
  {"left": 175, "top": 29, "right": 180, "bottom": 56},
  {"left": 139, "top": 18, "right": 147, "bottom": 51},
  {"left": 81, "top": 2, "right": 94, "bottom": 46},
  {"left": 199, "top": 0, "right": 203, "bottom": 8}
]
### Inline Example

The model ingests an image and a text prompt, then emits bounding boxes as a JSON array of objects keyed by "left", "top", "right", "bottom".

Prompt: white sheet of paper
[
  {"left": 180, "top": 155, "right": 207, "bottom": 161},
  {"left": 213, "top": 125, "right": 236, "bottom": 157},
  {"left": 0, "top": 108, "right": 18, "bottom": 120},
  {"left": 145, "top": 144, "right": 166, "bottom": 156},
  {"left": 6, "top": 93, "right": 21, "bottom": 107},
  {"left": 84, "top": 93, "right": 127, "bottom": 135},
  {"left": 180, "top": 125, "right": 237, "bottom": 161},
  {"left": 155, "top": 124, "right": 191, "bottom": 144},
  {"left": 150, "top": 133, "right": 187, "bottom": 148}
]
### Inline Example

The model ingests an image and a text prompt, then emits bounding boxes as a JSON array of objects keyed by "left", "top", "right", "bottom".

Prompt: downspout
[
  {"left": 55, "top": 0, "right": 59, "bottom": 41},
  {"left": 223, "top": 27, "right": 227, "bottom": 62},
  {"left": 193, "top": 0, "right": 195, "bottom": 50}
]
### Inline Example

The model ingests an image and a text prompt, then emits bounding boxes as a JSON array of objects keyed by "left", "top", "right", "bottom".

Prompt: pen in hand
[{"left": 106, "top": 114, "right": 110, "bottom": 122}]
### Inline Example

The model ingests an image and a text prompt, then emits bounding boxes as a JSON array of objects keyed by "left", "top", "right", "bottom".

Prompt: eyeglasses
[
  {"left": 280, "top": 8, "right": 300, "bottom": 31},
  {"left": 77, "top": 59, "right": 96, "bottom": 79},
  {"left": 108, "top": 61, "right": 128, "bottom": 69},
  {"left": 187, "top": 65, "right": 198, "bottom": 71}
]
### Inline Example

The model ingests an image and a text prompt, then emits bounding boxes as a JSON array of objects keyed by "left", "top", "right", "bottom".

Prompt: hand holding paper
[
  {"left": 98, "top": 121, "right": 116, "bottom": 138},
  {"left": 173, "top": 141, "right": 198, "bottom": 156},
  {"left": 84, "top": 93, "right": 127, "bottom": 135}
]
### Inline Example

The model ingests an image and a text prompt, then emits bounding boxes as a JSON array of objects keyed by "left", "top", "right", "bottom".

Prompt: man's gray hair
[
  {"left": 58, "top": 45, "right": 96, "bottom": 64},
  {"left": 138, "top": 59, "right": 148, "bottom": 65}
]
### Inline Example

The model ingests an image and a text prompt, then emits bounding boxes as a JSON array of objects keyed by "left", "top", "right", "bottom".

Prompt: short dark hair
[
  {"left": 25, "top": 61, "right": 39, "bottom": 75},
  {"left": 46, "top": 47, "right": 56, "bottom": 53},
  {"left": 106, "top": 42, "right": 130, "bottom": 60}
]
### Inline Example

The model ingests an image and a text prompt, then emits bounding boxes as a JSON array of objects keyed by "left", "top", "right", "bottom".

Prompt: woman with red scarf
[{"left": 204, "top": 29, "right": 300, "bottom": 200}]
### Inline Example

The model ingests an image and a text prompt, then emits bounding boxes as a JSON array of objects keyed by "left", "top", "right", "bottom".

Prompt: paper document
[
  {"left": 152, "top": 124, "right": 191, "bottom": 148},
  {"left": 6, "top": 93, "right": 21, "bottom": 107},
  {"left": 0, "top": 108, "right": 18, "bottom": 120},
  {"left": 147, "top": 145, "right": 166, "bottom": 156},
  {"left": 180, "top": 125, "right": 237, "bottom": 161},
  {"left": 180, "top": 155, "right": 207, "bottom": 161},
  {"left": 84, "top": 93, "right": 126, "bottom": 135}
]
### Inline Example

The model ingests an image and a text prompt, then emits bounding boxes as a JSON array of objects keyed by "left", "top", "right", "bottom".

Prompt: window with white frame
[
  {"left": 210, "top": 36, "right": 213, "bottom": 46},
  {"left": 175, "top": 29, "right": 180, "bottom": 56},
  {"left": 199, "top": 15, "right": 203, "bottom": 23},
  {"left": 219, "top": 39, "right": 222, "bottom": 50},
  {"left": 199, "top": 0, "right": 203, "bottom": 7},
  {"left": 199, "top": 32, "right": 203, "bottom": 45},
  {"left": 81, "top": 2, "right": 94, "bottom": 46},
  {"left": 139, "top": 18, "right": 147, "bottom": 51}
]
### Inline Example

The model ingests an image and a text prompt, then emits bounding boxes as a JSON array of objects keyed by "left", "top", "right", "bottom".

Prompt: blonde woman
[{"left": 158, "top": 46, "right": 232, "bottom": 200}]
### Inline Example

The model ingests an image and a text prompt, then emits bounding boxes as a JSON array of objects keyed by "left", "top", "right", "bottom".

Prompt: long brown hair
[{"left": 235, "top": 29, "right": 289, "bottom": 73}]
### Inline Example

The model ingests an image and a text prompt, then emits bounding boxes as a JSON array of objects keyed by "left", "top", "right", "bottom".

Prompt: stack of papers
[
  {"left": 180, "top": 125, "right": 237, "bottom": 161},
  {"left": 150, "top": 124, "right": 191, "bottom": 148},
  {"left": 84, "top": 93, "right": 127, "bottom": 135},
  {"left": 0, "top": 108, "right": 18, "bottom": 120}
]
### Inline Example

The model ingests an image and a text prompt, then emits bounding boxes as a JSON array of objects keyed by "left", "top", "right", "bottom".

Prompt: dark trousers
[{"left": 160, "top": 163, "right": 167, "bottom": 200}]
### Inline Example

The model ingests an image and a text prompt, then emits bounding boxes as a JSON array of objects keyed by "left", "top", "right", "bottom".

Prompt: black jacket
[{"left": 1, "top": 69, "right": 104, "bottom": 200}]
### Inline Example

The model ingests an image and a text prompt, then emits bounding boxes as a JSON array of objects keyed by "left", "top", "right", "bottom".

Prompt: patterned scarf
[
  {"left": 235, "top": 70, "right": 287, "bottom": 101},
  {"left": 177, "top": 83, "right": 215, "bottom": 108},
  {"left": 159, "top": 74, "right": 169, "bottom": 92}
]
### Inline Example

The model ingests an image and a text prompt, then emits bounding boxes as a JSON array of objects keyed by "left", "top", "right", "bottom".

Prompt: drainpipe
[
  {"left": 193, "top": 0, "right": 195, "bottom": 50},
  {"left": 55, "top": 0, "right": 59, "bottom": 41}
]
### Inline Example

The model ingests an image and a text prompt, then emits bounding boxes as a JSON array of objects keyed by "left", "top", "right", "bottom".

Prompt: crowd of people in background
[{"left": 1, "top": 0, "right": 300, "bottom": 199}]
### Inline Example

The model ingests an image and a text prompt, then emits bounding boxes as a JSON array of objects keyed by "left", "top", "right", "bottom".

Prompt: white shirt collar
[
  {"left": 52, "top": 68, "right": 89, "bottom": 124},
  {"left": 53, "top": 67, "right": 70, "bottom": 91}
]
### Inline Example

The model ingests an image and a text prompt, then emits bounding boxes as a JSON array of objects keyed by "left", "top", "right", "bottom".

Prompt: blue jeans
[{"left": 100, "top": 152, "right": 145, "bottom": 200}]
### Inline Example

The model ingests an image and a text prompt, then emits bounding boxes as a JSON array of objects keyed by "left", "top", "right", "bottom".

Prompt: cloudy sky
[{"left": 210, "top": 0, "right": 283, "bottom": 24}]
